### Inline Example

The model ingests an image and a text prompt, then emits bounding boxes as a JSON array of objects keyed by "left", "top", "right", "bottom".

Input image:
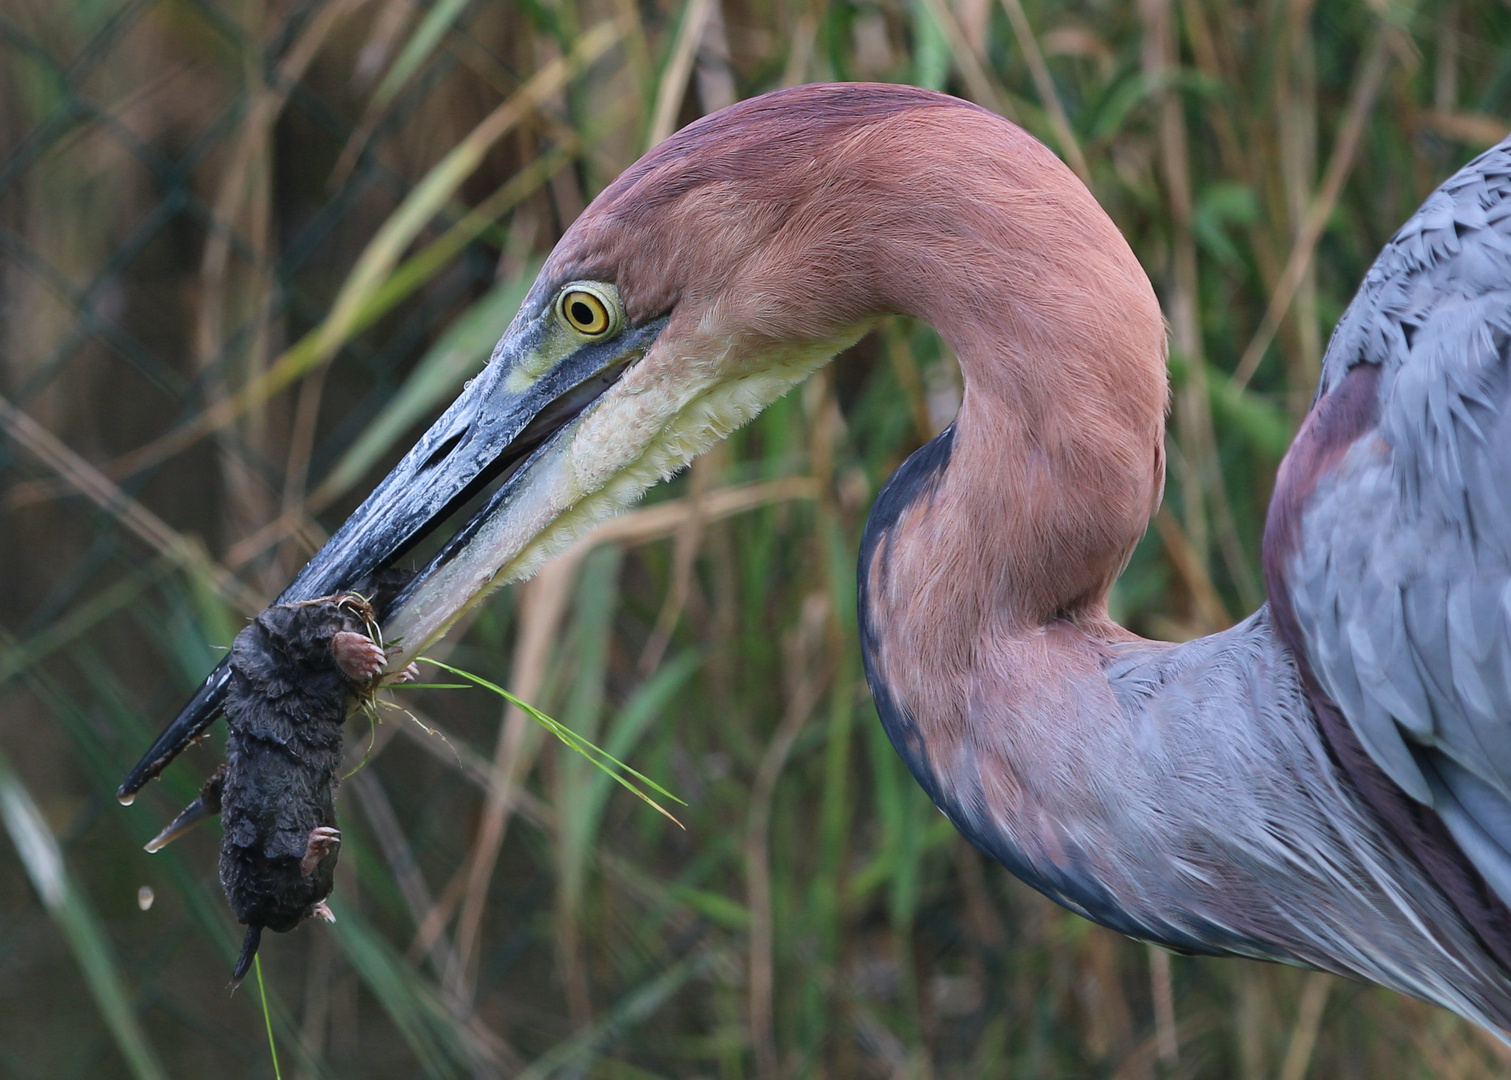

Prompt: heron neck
[
  {"left": 857, "top": 186, "right": 1168, "bottom": 747},
  {"left": 881, "top": 282, "right": 1168, "bottom": 637}
]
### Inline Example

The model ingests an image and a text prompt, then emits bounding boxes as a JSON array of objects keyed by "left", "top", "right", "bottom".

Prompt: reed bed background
[{"left": 2, "top": 0, "right": 1511, "bottom": 1076}]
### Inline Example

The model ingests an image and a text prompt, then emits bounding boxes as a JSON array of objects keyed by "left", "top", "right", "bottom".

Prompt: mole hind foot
[
  {"left": 301, "top": 826, "right": 341, "bottom": 876},
  {"left": 332, "top": 630, "right": 386, "bottom": 684},
  {"left": 311, "top": 900, "right": 336, "bottom": 923}
]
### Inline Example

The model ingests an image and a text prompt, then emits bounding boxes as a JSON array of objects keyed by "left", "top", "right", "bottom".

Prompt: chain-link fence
[
  {"left": 6, "top": 1, "right": 1511, "bottom": 1078},
  {"left": 0, "top": 3, "right": 630, "bottom": 1076}
]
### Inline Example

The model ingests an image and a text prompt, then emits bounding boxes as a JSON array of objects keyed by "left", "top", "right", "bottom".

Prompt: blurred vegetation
[{"left": 3, "top": 0, "right": 1511, "bottom": 1077}]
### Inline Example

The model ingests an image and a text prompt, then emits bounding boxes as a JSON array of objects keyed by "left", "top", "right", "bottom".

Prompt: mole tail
[{"left": 230, "top": 925, "right": 262, "bottom": 988}]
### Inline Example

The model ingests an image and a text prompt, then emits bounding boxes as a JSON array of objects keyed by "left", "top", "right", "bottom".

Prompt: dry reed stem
[
  {"left": 312, "top": 20, "right": 622, "bottom": 363},
  {"left": 607, "top": 0, "right": 654, "bottom": 108},
  {"left": 1231, "top": 26, "right": 1392, "bottom": 392},
  {"left": 1081, "top": 931, "right": 1141, "bottom": 1073},
  {"left": 884, "top": 325, "right": 936, "bottom": 443},
  {"left": 327, "top": 0, "right": 436, "bottom": 184},
  {"left": 780, "top": 11, "right": 817, "bottom": 88},
  {"left": 448, "top": 560, "right": 572, "bottom": 1008},
  {"left": 1279, "top": 0, "right": 1323, "bottom": 399},
  {"left": 1148, "top": 945, "right": 1178, "bottom": 1066},
  {"left": 1152, "top": 507, "right": 1231, "bottom": 632},
  {"left": 1418, "top": 109, "right": 1511, "bottom": 147},
  {"left": 391, "top": 703, "right": 497, "bottom": 789},
  {"left": 746, "top": 592, "right": 832, "bottom": 1080},
  {"left": 1142, "top": 0, "right": 1211, "bottom": 572},
  {"left": 637, "top": 451, "right": 718, "bottom": 674},
  {"left": 198, "top": 0, "right": 366, "bottom": 588},
  {"left": 406, "top": 853, "right": 475, "bottom": 971},
  {"left": 694, "top": 0, "right": 737, "bottom": 116},
  {"left": 1142, "top": 0, "right": 1254, "bottom": 611},
  {"left": 1141, "top": 0, "right": 1240, "bottom": 621},
  {"left": 445, "top": 476, "right": 818, "bottom": 1007},
  {"left": 76, "top": 23, "right": 621, "bottom": 487},
  {"left": 1235, "top": 968, "right": 1267, "bottom": 1080},
  {"left": 350, "top": 770, "right": 459, "bottom": 979},
  {"left": 293, "top": 933, "right": 332, "bottom": 1080},
  {"left": 997, "top": 0, "right": 1089, "bottom": 183},
  {"left": 1277, "top": 972, "right": 1331, "bottom": 1080},
  {"left": 1470, "top": 1018, "right": 1511, "bottom": 1068},
  {"left": 1176, "top": 0, "right": 1245, "bottom": 179},
  {"left": 195, "top": 0, "right": 364, "bottom": 374},
  {"left": 390, "top": 697, "right": 706, "bottom": 931},
  {"left": 350, "top": 770, "right": 518, "bottom": 1078},
  {"left": 1410, "top": 1018, "right": 1486, "bottom": 1080},
  {"left": 223, "top": 508, "right": 328, "bottom": 573},
  {"left": 647, "top": 0, "right": 715, "bottom": 149},
  {"left": 275, "top": 369, "right": 328, "bottom": 576}
]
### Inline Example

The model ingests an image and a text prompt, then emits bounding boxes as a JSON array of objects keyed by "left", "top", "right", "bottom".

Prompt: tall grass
[{"left": 3, "top": 0, "right": 1511, "bottom": 1077}]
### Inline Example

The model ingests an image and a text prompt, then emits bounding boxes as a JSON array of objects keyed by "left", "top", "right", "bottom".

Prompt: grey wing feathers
[{"left": 1285, "top": 134, "right": 1511, "bottom": 906}]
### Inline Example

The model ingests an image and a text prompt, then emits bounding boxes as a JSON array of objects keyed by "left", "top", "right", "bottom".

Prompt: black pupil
[{"left": 570, "top": 299, "right": 597, "bottom": 328}]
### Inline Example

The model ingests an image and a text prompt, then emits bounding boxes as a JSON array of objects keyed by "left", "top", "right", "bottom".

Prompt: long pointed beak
[{"left": 118, "top": 314, "right": 667, "bottom": 803}]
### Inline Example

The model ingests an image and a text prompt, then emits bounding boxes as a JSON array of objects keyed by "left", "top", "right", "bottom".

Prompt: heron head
[
  {"left": 119, "top": 82, "right": 1168, "bottom": 803},
  {"left": 291, "top": 81, "right": 1156, "bottom": 663},
  {"left": 290, "top": 85, "right": 919, "bottom": 657}
]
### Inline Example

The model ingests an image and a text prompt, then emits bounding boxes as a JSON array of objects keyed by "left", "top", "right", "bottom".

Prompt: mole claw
[
  {"left": 300, "top": 825, "right": 342, "bottom": 876},
  {"left": 332, "top": 630, "right": 386, "bottom": 684},
  {"left": 393, "top": 661, "right": 421, "bottom": 684},
  {"left": 145, "top": 784, "right": 222, "bottom": 853},
  {"left": 311, "top": 900, "right": 336, "bottom": 923}
]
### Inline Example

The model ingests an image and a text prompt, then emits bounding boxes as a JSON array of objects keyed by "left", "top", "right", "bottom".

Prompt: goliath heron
[{"left": 122, "top": 83, "right": 1511, "bottom": 1033}]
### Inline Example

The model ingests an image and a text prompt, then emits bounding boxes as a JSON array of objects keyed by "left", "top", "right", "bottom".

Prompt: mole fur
[{"left": 221, "top": 593, "right": 380, "bottom": 985}]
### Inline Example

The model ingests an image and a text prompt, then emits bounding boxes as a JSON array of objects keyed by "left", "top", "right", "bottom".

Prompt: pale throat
[{"left": 380, "top": 326, "right": 866, "bottom": 665}]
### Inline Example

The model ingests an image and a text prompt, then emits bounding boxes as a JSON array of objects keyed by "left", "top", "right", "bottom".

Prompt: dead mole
[{"left": 147, "top": 592, "right": 391, "bottom": 985}]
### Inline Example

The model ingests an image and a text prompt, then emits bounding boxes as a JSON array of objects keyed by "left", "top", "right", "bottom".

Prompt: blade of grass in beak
[{"left": 420, "top": 658, "right": 686, "bottom": 826}]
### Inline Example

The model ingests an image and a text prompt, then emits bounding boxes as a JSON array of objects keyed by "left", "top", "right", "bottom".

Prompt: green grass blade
[
  {"left": 253, "top": 956, "right": 283, "bottom": 1080},
  {"left": 513, "top": 950, "right": 712, "bottom": 1080},
  {"left": 419, "top": 657, "right": 686, "bottom": 822},
  {"left": 0, "top": 750, "right": 168, "bottom": 1080},
  {"left": 568, "top": 651, "right": 701, "bottom": 893},
  {"left": 312, "top": 22, "right": 620, "bottom": 365},
  {"left": 369, "top": 0, "right": 473, "bottom": 110},
  {"left": 329, "top": 900, "right": 475, "bottom": 1079}
]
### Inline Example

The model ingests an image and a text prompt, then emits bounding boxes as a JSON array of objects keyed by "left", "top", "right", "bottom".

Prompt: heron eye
[{"left": 558, "top": 287, "right": 615, "bottom": 337}]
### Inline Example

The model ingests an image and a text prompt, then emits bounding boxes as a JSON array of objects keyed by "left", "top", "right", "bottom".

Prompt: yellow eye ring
[{"left": 558, "top": 286, "right": 616, "bottom": 337}]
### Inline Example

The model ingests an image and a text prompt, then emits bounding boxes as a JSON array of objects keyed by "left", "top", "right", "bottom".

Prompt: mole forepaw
[
  {"left": 332, "top": 631, "right": 386, "bottom": 684},
  {"left": 300, "top": 826, "right": 341, "bottom": 877}
]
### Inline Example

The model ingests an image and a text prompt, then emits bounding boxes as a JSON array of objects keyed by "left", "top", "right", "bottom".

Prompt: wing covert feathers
[{"left": 1267, "top": 133, "right": 1511, "bottom": 935}]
